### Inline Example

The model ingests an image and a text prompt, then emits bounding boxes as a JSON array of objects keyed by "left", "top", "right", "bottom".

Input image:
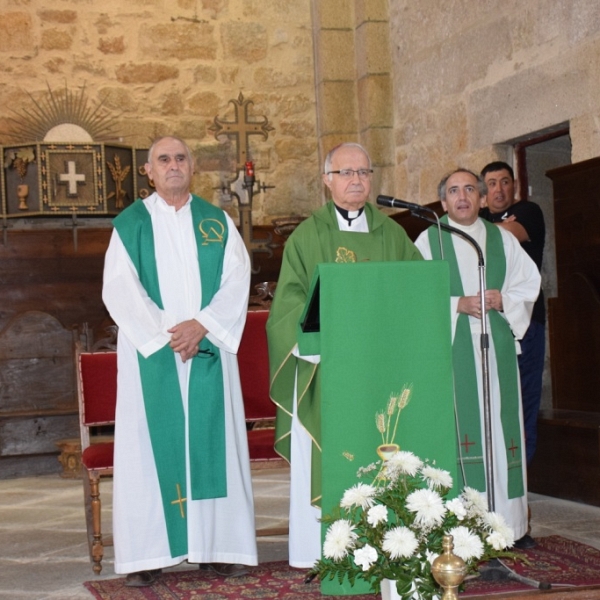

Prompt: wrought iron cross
[{"left": 209, "top": 92, "right": 274, "bottom": 169}]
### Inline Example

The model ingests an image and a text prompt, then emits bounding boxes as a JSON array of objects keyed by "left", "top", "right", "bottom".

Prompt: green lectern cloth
[{"left": 301, "top": 261, "right": 457, "bottom": 596}]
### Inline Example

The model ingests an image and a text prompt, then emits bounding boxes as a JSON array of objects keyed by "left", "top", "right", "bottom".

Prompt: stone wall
[
  {"left": 387, "top": 0, "right": 600, "bottom": 205},
  {"left": 3, "top": 1, "right": 600, "bottom": 219},
  {"left": 0, "top": 0, "right": 320, "bottom": 224}
]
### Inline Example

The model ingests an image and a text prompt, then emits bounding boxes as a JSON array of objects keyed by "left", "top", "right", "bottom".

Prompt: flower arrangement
[{"left": 310, "top": 448, "right": 518, "bottom": 599}]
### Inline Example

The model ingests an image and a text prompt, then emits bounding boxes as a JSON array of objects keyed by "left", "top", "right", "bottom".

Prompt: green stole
[
  {"left": 114, "top": 195, "right": 228, "bottom": 556},
  {"left": 428, "top": 217, "right": 524, "bottom": 498}
]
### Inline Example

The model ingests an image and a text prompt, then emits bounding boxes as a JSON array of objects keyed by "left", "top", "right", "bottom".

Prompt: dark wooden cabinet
[{"left": 529, "top": 157, "right": 600, "bottom": 505}]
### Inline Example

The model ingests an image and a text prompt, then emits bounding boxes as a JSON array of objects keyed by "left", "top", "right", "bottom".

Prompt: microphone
[{"left": 376, "top": 195, "right": 426, "bottom": 212}]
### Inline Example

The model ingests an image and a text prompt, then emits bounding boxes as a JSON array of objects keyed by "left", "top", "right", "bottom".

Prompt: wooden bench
[{"left": 0, "top": 311, "right": 79, "bottom": 478}]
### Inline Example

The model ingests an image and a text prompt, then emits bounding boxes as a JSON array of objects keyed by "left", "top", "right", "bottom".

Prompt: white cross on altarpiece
[{"left": 59, "top": 161, "right": 86, "bottom": 196}]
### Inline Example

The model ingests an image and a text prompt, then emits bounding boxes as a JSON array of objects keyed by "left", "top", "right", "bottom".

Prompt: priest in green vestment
[
  {"left": 266, "top": 142, "right": 422, "bottom": 568},
  {"left": 414, "top": 168, "right": 541, "bottom": 550}
]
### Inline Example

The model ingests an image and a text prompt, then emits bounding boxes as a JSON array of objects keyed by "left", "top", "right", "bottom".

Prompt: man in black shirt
[{"left": 480, "top": 161, "right": 546, "bottom": 470}]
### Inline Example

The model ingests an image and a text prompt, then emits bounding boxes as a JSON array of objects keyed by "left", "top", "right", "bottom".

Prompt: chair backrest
[
  {"left": 77, "top": 347, "right": 117, "bottom": 449},
  {"left": 238, "top": 310, "right": 274, "bottom": 422}
]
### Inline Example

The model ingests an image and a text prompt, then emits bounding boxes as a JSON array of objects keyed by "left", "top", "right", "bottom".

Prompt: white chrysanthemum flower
[
  {"left": 382, "top": 526, "right": 419, "bottom": 559},
  {"left": 448, "top": 526, "right": 484, "bottom": 561},
  {"left": 486, "top": 530, "right": 509, "bottom": 551},
  {"left": 426, "top": 549, "right": 439, "bottom": 564},
  {"left": 446, "top": 498, "right": 467, "bottom": 520},
  {"left": 421, "top": 465, "right": 453, "bottom": 490},
  {"left": 406, "top": 488, "right": 447, "bottom": 528},
  {"left": 484, "top": 511, "right": 508, "bottom": 531},
  {"left": 367, "top": 504, "right": 388, "bottom": 527},
  {"left": 461, "top": 487, "right": 488, "bottom": 517},
  {"left": 483, "top": 512, "right": 514, "bottom": 549},
  {"left": 323, "top": 519, "right": 358, "bottom": 560},
  {"left": 385, "top": 450, "right": 423, "bottom": 477},
  {"left": 353, "top": 544, "right": 378, "bottom": 571},
  {"left": 340, "top": 483, "right": 377, "bottom": 510}
]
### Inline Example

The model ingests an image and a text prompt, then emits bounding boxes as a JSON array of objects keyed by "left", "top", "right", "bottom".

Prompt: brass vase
[{"left": 431, "top": 534, "right": 467, "bottom": 600}]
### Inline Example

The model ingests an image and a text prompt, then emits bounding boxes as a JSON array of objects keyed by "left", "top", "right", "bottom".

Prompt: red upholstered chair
[
  {"left": 76, "top": 343, "right": 117, "bottom": 574},
  {"left": 238, "top": 310, "right": 288, "bottom": 536},
  {"left": 238, "top": 309, "right": 284, "bottom": 467}
]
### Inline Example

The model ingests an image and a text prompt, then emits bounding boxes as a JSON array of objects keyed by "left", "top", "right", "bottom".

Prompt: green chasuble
[
  {"left": 113, "top": 195, "right": 228, "bottom": 557},
  {"left": 266, "top": 201, "right": 422, "bottom": 506},
  {"left": 427, "top": 217, "right": 524, "bottom": 498}
]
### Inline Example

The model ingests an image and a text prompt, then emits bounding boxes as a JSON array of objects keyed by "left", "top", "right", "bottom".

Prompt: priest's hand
[
  {"left": 485, "top": 289, "right": 503, "bottom": 312},
  {"left": 458, "top": 290, "right": 503, "bottom": 319},
  {"left": 457, "top": 295, "right": 484, "bottom": 319},
  {"left": 168, "top": 319, "right": 208, "bottom": 363}
]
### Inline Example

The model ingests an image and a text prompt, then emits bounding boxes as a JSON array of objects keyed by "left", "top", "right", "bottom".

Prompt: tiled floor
[{"left": 1, "top": 467, "right": 599, "bottom": 599}]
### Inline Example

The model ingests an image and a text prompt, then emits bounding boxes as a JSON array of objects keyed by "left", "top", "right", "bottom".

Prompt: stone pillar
[
  {"left": 355, "top": 0, "right": 394, "bottom": 197},
  {"left": 311, "top": 0, "right": 394, "bottom": 194}
]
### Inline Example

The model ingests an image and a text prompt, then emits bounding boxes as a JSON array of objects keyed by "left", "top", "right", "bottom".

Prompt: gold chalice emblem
[{"left": 377, "top": 443, "right": 400, "bottom": 461}]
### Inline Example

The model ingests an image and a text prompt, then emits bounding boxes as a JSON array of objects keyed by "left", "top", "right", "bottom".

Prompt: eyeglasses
[{"left": 327, "top": 169, "right": 373, "bottom": 180}]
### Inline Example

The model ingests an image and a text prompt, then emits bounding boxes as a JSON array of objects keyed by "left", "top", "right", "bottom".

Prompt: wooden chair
[
  {"left": 76, "top": 343, "right": 117, "bottom": 574},
  {"left": 77, "top": 311, "right": 284, "bottom": 562}
]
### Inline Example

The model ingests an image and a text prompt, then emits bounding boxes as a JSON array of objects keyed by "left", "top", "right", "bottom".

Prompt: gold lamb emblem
[{"left": 199, "top": 219, "right": 225, "bottom": 245}]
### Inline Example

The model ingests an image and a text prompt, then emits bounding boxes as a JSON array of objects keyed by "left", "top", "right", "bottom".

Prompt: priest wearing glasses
[{"left": 267, "top": 142, "right": 422, "bottom": 569}]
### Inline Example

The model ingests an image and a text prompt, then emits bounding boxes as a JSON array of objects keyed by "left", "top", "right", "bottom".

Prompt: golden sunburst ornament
[{"left": 7, "top": 83, "right": 118, "bottom": 143}]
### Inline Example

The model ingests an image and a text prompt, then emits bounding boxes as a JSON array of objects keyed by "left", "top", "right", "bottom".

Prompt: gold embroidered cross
[{"left": 171, "top": 483, "right": 187, "bottom": 518}]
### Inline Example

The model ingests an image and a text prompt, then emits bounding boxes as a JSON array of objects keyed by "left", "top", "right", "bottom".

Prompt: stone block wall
[
  {"left": 2, "top": 1, "right": 600, "bottom": 220},
  {"left": 388, "top": 0, "right": 600, "bottom": 205},
  {"left": 0, "top": 0, "right": 321, "bottom": 224}
]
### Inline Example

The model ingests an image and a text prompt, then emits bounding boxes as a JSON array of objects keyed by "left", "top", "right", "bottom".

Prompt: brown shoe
[
  {"left": 124, "top": 568, "right": 162, "bottom": 587},
  {"left": 200, "top": 563, "right": 249, "bottom": 578}
]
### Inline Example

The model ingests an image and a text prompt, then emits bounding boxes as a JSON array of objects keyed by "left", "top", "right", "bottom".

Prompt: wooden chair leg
[
  {"left": 88, "top": 470, "right": 104, "bottom": 575},
  {"left": 82, "top": 469, "right": 94, "bottom": 555}
]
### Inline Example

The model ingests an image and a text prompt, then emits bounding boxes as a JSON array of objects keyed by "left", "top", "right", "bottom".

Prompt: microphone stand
[{"left": 409, "top": 206, "right": 446, "bottom": 260}]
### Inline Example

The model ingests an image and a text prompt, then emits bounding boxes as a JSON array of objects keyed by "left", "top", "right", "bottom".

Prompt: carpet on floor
[{"left": 84, "top": 535, "right": 600, "bottom": 599}]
